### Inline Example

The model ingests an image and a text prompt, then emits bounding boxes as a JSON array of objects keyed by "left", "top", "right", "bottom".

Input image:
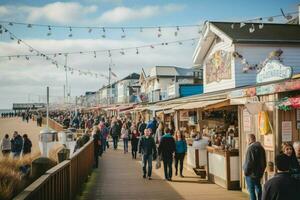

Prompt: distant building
[
  {"left": 193, "top": 21, "right": 300, "bottom": 93},
  {"left": 139, "top": 66, "right": 202, "bottom": 103},
  {"left": 115, "top": 73, "right": 140, "bottom": 104}
]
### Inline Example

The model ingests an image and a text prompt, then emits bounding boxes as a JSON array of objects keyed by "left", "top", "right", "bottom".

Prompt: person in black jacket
[
  {"left": 138, "top": 128, "right": 157, "bottom": 180},
  {"left": 138, "top": 119, "right": 147, "bottom": 137},
  {"left": 110, "top": 120, "right": 120, "bottom": 150},
  {"left": 158, "top": 128, "right": 176, "bottom": 181},
  {"left": 243, "top": 134, "right": 266, "bottom": 200},
  {"left": 22, "top": 134, "right": 32, "bottom": 156},
  {"left": 262, "top": 154, "right": 298, "bottom": 200}
]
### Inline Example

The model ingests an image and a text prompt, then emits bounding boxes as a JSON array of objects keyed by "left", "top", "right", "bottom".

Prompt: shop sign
[
  {"left": 243, "top": 109, "right": 251, "bottom": 132},
  {"left": 264, "top": 134, "right": 274, "bottom": 151},
  {"left": 179, "top": 110, "right": 189, "bottom": 121},
  {"left": 256, "top": 60, "right": 292, "bottom": 83},
  {"left": 282, "top": 121, "right": 292, "bottom": 142},
  {"left": 228, "top": 89, "right": 245, "bottom": 98},
  {"left": 256, "top": 84, "right": 276, "bottom": 95},
  {"left": 205, "top": 50, "right": 232, "bottom": 84}
]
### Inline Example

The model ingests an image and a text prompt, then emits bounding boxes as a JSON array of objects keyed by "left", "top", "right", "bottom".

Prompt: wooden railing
[{"left": 14, "top": 139, "right": 94, "bottom": 200}]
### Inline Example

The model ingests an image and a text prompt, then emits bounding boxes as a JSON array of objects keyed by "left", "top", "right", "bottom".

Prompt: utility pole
[
  {"left": 108, "top": 62, "right": 111, "bottom": 105},
  {"left": 64, "top": 54, "right": 69, "bottom": 104}
]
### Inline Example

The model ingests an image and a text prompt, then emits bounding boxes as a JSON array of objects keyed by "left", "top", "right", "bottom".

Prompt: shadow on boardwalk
[{"left": 77, "top": 148, "right": 248, "bottom": 200}]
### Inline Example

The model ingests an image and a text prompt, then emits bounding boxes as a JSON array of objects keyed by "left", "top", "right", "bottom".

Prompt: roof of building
[
  {"left": 121, "top": 73, "right": 140, "bottom": 81},
  {"left": 211, "top": 22, "right": 300, "bottom": 44},
  {"left": 149, "top": 66, "right": 194, "bottom": 77}
]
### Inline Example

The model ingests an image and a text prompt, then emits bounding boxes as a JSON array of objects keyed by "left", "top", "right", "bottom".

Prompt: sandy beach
[{"left": 0, "top": 117, "right": 45, "bottom": 155}]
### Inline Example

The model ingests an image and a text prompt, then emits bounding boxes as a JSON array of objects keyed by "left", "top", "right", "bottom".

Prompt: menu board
[{"left": 282, "top": 121, "right": 292, "bottom": 142}]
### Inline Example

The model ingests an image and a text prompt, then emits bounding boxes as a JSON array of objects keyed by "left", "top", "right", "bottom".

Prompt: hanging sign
[
  {"left": 243, "top": 109, "right": 251, "bottom": 132},
  {"left": 264, "top": 134, "right": 274, "bottom": 151},
  {"left": 282, "top": 121, "right": 292, "bottom": 142},
  {"left": 179, "top": 110, "right": 189, "bottom": 121},
  {"left": 256, "top": 60, "right": 292, "bottom": 83}
]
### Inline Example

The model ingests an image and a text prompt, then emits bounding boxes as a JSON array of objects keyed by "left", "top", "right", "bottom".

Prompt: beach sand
[{"left": 0, "top": 117, "right": 45, "bottom": 155}]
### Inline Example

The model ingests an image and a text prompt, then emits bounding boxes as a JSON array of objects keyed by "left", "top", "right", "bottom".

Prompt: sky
[{"left": 0, "top": 0, "right": 299, "bottom": 109}]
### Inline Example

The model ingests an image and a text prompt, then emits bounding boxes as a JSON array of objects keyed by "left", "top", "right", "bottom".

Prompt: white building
[
  {"left": 139, "top": 66, "right": 202, "bottom": 102},
  {"left": 115, "top": 73, "right": 140, "bottom": 104},
  {"left": 193, "top": 21, "right": 300, "bottom": 93}
]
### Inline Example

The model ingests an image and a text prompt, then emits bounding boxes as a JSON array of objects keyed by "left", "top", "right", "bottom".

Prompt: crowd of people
[
  {"left": 1, "top": 131, "right": 32, "bottom": 158},
  {"left": 1, "top": 112, "right": 17, "bottom": 118},
  {"left": 243, "top": 134, "right": 300, "bottom": 200}
]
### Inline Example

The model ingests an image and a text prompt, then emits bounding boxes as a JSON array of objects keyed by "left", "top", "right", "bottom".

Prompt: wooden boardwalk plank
[{"left": 78, "top": 147, "right": 248, "bottom": 200}]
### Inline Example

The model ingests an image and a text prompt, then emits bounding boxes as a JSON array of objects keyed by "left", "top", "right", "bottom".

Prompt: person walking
[
  {"left": 154, "top": 122, "right": 164, "bottom": 145},
  {"left": 99, "top": 121, "right": 109, "bottom": 153},
  {"left": 174, "top": 131, "right": 187, "bottom": 177},
  {"left": 243, "top": 134, "right": 266, "bottom": 200},
  {"left": 158, "top": 128, "right": 176, "bottom": 181},
  {"left": 92, "top": 126, "right": 102, "bottom": 168},
  {"left": 11, "top": 131, "right": 23, "bottom": 158},
  {"left": 1, "top": 134, "right": 11, "bottom": 157},
  {"left": 138, "top": 128, "right": 157, "bottom": 180},
  {"left": 138, "top": 119, "right": 147, "bottom": 137},
  {"left": 22, "top": 134, "right": 32, "bottom": 156},
  {"left": 110, "top": 120, "right": 120, "bottom": 150},
  {"left": 131, "top": 128, "right": 140, "bottom": 159},
  {"left": 121, "top": 123, "right": 129, "bottom": 153},
  {"left": 262, "top": 154, "right": 298, "bottom": 200}
]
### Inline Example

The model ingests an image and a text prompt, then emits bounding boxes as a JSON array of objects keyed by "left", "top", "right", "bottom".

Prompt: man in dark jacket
[
  {"left": 11, "top": 131, "right": 23, "bottom": 158},
  {"left": 22, "top": 134, "right": 32, "bottom": 155},
  {"left": 138, "top": 128, "right": 157, "bottom": 180},
  {"left": 158, "top": 128, "right": 176, "bottom": 181},
  {"left": 146, "top": 117, "right": 158, "bottom": 134},
  {"left": 262, "top": 154, "right": 298, "bottom": 200},
  {"left": 243, "top": 134, "right": 266, "bottom": 200},
  {"left": 110, "top": 121, "right": 120, "bottom": 150},
  {"left": 138, "top": 119, "right": 147, "bottom": 137}
]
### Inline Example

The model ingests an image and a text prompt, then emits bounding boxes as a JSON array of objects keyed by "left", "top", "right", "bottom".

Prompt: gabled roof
[
  {"left": 149, "top": 66, "right": 193, "bottom": 77},
  {"left": 211, "top": 22, "right": 300, "bottom": 44},
  {"left": 121, "top": 73, "right": 140, "bottom": 81}
]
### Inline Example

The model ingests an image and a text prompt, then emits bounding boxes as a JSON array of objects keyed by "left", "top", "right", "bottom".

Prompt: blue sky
[{"left": 0, "top": 0, "right": 299, "bottom": 108}]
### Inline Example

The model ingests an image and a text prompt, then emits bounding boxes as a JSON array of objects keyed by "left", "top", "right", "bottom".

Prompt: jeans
[
  {"left": 102, "top": 138, "right": 107, "bottom": 152},
  {"left": 123, "top": 138, "right": 129, "bottom": 153},
  {"left": 112, "top": 136, "right": 119, "bottom": 149},
  {"left": 142, "top": 154, "right": 153, "bottom": 177},
  {"left": 175, "top": 153, "right": 185, "bottom": 175},
  {"left": 163, "top": 158, "right": 173, "bottom": 180},
  {"left": 245, "top": 176, "right": 262, "bottom": 200}
]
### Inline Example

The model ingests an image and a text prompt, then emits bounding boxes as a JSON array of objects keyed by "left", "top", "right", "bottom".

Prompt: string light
[
  {"left": 121, "top": 28, "right": 126, "bottom": 38},
  {"left": 157, "top": 27, "right": 162, "bottom": 37},
  {"left": 68, "top": 27, "right": 72, "bottom": 37},
  {"left": 0, "top": 37, "right": 199, "bottom": 59},
  {"left": 102, "top": 27, "right": 106, "bottom": 38},
  {"left": 47, "top": 26, "right": 51, "bottom": 36},
  {"left": 1, "top": 25, "right": 108, "bottom": 79}
]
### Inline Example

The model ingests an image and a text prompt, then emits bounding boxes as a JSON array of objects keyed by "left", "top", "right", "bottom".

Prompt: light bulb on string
[
  {"left": 136, "top": 48, "right": 139, "bottom": 54},
  {"left": 157, "top": 27, "right": 162, "bottom": 37},
  {"left": 88, "top": 28, "right": 92, "bottom": 33},
  {"left": 102, "top": 28, "right": 106, "bottom": 38},
  {"left": 249, "top": 24, "right": 255, "bottom": 33},
  {"left": 27, "top": 24, "right": 32, "bottom": 28},
  {"left": 94, "top": 51, "right": 96, "bottom": 58},
  {"left": 121, "top": 28, "right": 126, "bottom": 38},
  {"left": 68, "top": 27, "right": 72, "bottom": 37},
  {"left": 120, "top": 49, "right": 125, "bottom": 55},
  {"left": 47, "top": 26, "right": 52, "bottom": 36}
]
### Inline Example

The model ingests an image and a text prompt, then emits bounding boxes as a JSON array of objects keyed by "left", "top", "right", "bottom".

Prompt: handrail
[{"left": 14, "top": 139, "right": 94, "bottom": 200}]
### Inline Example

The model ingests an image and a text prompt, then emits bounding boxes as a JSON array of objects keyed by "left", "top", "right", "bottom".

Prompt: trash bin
[{"left": 57, "top": 148, "right": 70, "bottom": 163}]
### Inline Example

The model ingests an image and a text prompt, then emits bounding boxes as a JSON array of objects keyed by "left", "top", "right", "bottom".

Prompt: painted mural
[{"left": 205, "top": 50, "right": 232, "bottom": 84}]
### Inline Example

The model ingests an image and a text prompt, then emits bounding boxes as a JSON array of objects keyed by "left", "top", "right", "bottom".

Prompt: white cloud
[
  {"left": 0, "top": 6, "right": 9, "bottom": 16},
  {"left": 97, "top": 3, "right": 186, "bottom": 23},
  {"left": 24, "top": 2, "right": 98, "bottom": 24}
]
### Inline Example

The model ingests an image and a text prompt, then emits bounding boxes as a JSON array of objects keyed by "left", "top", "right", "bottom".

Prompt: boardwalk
[{"left": 78, "top": 148, "right": 248, "bottom": 200}]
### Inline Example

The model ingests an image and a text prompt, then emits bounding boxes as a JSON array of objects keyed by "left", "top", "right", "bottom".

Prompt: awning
[
  {"left": 118, "top": 105, "right": 135, "bottom": 112},
  {"left": 173, "top": 99, "right": 228, "bottom": 110},
  {"left": 155, "top": 104, "right": 181, "bottom": 112}
]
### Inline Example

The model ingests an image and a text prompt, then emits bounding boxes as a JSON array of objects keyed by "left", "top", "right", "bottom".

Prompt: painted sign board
[
  {"left": 256, "top": 60, "right": 292, "bottom": 83},
  {"left": 282, "top": 121, "right": 292, "bottom": 142}
]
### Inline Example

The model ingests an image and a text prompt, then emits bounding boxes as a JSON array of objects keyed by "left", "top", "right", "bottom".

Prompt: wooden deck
[{"left": 77, "top": 147, "right": 248, "bottom": 200}]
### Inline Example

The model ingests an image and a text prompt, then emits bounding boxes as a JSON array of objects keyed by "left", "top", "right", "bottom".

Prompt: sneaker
[
  {"left": 180, "top": 174, "right": 184, "bottom": 178},
  {"left": 175, "top": 171, "right": 178, "bottom": 176},
  {"left": 143, "top": 175, "right": 146, "bottom": 179},
  {"left": 148, "top": 177, "right": 152, "bottom": 180}
]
